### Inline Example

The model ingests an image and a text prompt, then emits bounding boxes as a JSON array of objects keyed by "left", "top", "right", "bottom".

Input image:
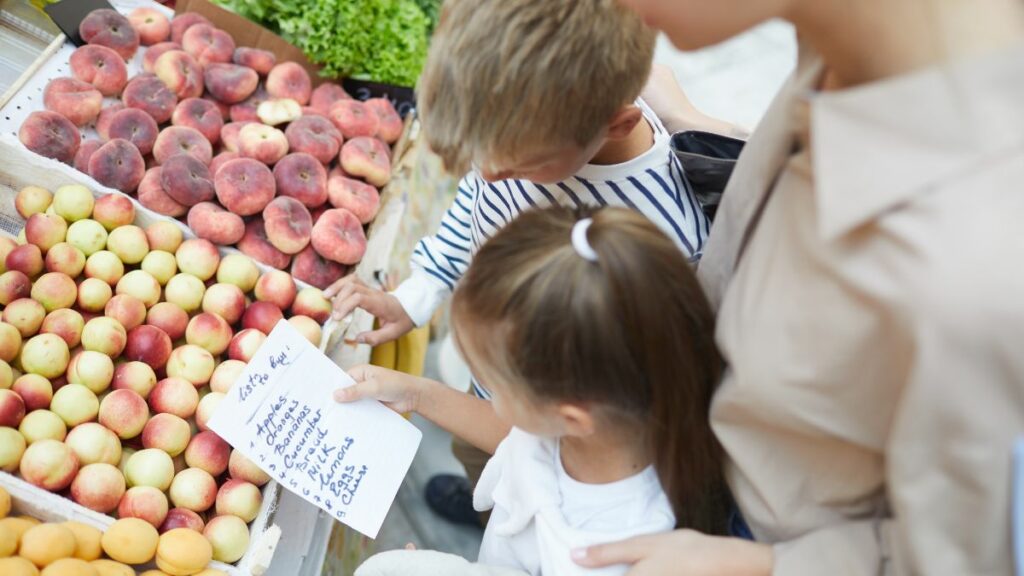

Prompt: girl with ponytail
[{"left": 337, "top": 205, "right": 730, "bottom": 575}]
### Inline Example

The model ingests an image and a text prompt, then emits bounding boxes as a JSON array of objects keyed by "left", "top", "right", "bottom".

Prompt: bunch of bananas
[{"left": 369, "top": 323, "right": 430, "bottom": 376}]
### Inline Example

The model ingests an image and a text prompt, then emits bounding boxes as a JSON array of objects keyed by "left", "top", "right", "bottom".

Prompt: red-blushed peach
[
  {"left": 228, "top": 449, "right": 270, "bottom": 486},
  {"left": 175, "top": 238, "right": 220, "bottom": 281},
  {"left": 291, "top": 287, "right": 331, "bottom": 323},
  {"left": 327, "top": 171, "right": 380, "bottom": 224},
  {"left": 124, "top": 448, "right": 175, "bottom": 491},
  {"left": 164, "top": 273, "right": 205, "bottom": 314},
  {"left": 261, "top": 196, "right": 312, "bottom": 255},
  {"left": 124, "top": 324, "right": 172, "bottom": 370},
  {"left": 138, "top": 167, "right": 187, "bottom": 217},
  {"left": 266, "top": 62, "right": 311, "bottom": 105},
  {"left": 209, "top": 151, "right": 240, "bottom": 177},
  {"left": 311, "top": 208, "right": 367, "bottom": 265},
  {"left": 183, "top": 430, "right": 228, "bottom": 476},
  {"left": 165, "top": 345, "right": 215, "bottom": 387},
  {"left": 274, "top": 152, "right": 328, "bottom": 208},
  {"left": 122, "top": 73, "right": 178, "bottom": 124},
  {"left": 73, "top": 139, "right": 103, "bottom": 174},
  {"left": 160, "top": 507, "right": 205, "bottom": 533},
  {"left": 254, "top": 269, "right": 296, "bottom": 310},
  {"left": 100, "top": 388, "right": 149, "bottom": 438},
  {"left": 119, "top": 486, "right": 169, "bottom": 528},
  {"left": 149, "top": 377, "right": 199, "bottom": 419},
  {"left": 20, "top": 333, "right": 70, "bottom": 379},
  {"left": 219, "top": 122, "right": 250, "bottom": 153},
  {"left": 186, "top": 202, "right": 244, "bottom": 246},
  {"left": 229, "top": 87, "right": 269, "bottom": 123},
  {"left": 143, "top": 41, "right": 181, "bottom": 73},
  {"left": 85, "top": 250, "right": 125, "bottom": 286},
  {"left": 88, "top": 139, "right": 146, "bottom": 194},
  {"left": 105, "top": 293, "right": 147, "bottom": 331},
  {"left": 284, "top": 116, "right": 342, "bottom": 166},
  {"left": 66, "top": 422, "right": 120, "bottom": 465},
  {"left": 185, "top": 312, "right": 232, "bottom": 356},
  {"left": 232, "top": 47, "right": 275, "bottom": 75},
  {"left": 288, "top": 315, "right": 322, "bottom": 346},
  {"left": 96, "top": 103, "right": 125, "bottom": 140},
  {"left": 0, "top": 389, "right": 25, "bottom": 427},
  {"left": 106, "top": 225, "right": 149, "bottom": 265},
  {"left": 236, "top": 219, "right": 291, "bottom": 270},
  {"left": 40, "top": 308, "right": 84, "bottom": 349},
  {"left": 168, "top": 468, "right": 217, "bottom": 513},
  {"left": 227, "top": 328, "right": 266, "bottom": 362},
  {"left": 69, "top": 45, "right": 128, "bottom": 97},
  {"left": 142, "top": 413, "right": 191, "bottom": 456},
  {"left": 203, "top": 63, "right": 258, "bottom": 105},
  {"left": 310, "top": 83, "right": 350, "bottom": 115},
  {"left": 170, "top": 12, "right": 211, "bottom": 44},
  {"left": 3, "top": 297, "right": 44, "bottom": 337},
  {"left": 204, "top": 92, "right": 232, "bottom": 119},
  {"left": 15, "top": 185, "right": 53, "bottom": 219},
  {"left": 77, "top": 277, "right": 113, "bottom": 313},
  {"left": 81, "top": 316, "right": 127, "bottom": 358},
  {"left": 71, "top": 462, "right": 125, "bottom": 513},
  {"left": 92, "top": 194, "right": 136, "bottom": 231},
  {"left": 340, "top": 136, "right": 391, "bottom": 187},
  {"left": 0, "top": 322, "right": 20, "bottom": 362},
  {"left": 0, "top": 359, "right": 10, "bottom": 389},
  {"left": 153, "top": 126, "right": 213, "bottom": 166},
  {"left": 215, "top": 479, "right": 262, "bottom": 522},
  {"left": 111, "top": 361, "right": 157, "bottom": 399},
  {"left": 13, "top": 373, "right": 51, "bottom": 411},
  {"left": 241, "top": 301, "right": 283, "bottom": 335},
  {"left": 79, "top": 9, "right": 139, "bottom": 60},
  {"left": 194, "top": 391, "right": 222, "bottom": 432},
  {"left": 25, "top": 212, "right": 68, "bottom": 253},
  {"left": 238, "top": 123, "right": 288, "bottom": 165},
  {"left": 365, "top": 98, "right": 403, "bottom": 144},
  {"left": 129, "top": 8, "right": 170, "bottom": 46},
  {"left": 328, "top": 99, "right": 379, "bottom": 139},
  {"left": 201, "top": 283, "right": 245, "bottom": 326},
  {"left": 30, "top": 272, "right": 77, "bottom": 313},
  {"left": 18, "top": 111, "right": 80, "bottom": 164},
  {"left": 19, "top": 438, "right": 78, "bottom": 491},
  {"left": 159, "top": 154, "right": 214, "bottom": 207},
  {"left": 204, "top": 514, "right": 249, "bottom": 563},
  {"left": 182, "top": 24, "right": 235, "bottom": 67},
  {"left": 154, "top": 50, "right": 204, "bottom": 100},
  {"left": 106, "top": 108, "right": 159, "bottom": 156},
  {"left": 146, "top": 302, "right": 189, "bottom": 341},
  {"left": 146, "top": 220, "right": 184, "bottom": 253},
  {"left": 115, "top": 270, "right": 161, "bottom": 308},
  {"left": 209, "top": 359, "right": 243, "bottom": 394},
  {"left": 216, "top": 253, "right": 259, "bottom": 292},
  {"left": 171, "top": 98, "right": 223, "bottom": 145},
  {"left": 214, "top": 157, "right": 276, "bottom": 216},
  {"left": 0, "top": 270, "right": 30, "bottom": 305}
]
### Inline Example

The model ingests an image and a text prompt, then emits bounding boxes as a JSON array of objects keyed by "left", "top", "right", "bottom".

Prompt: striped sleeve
[{"left": 392, "top": 174, "right": 477, "bottom": 326}]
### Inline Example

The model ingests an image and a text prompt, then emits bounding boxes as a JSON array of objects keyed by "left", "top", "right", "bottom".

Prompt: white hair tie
[{"left": 571, "top": 218, "right": 598, "bottom": 262}]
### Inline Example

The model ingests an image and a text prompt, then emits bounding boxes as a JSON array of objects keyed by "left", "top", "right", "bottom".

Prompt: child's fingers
[
  {"left": 333, "top": 379, "right": 379, "bottom": 403},
  {"left": 571, "top": 534, "right": 656, "bottom": 568},
  {"left": 356, "top": 323, "right": 406, "bottom": 346},
  {"left": 323, "top": 273, "right": 362, "bottom": 298}
]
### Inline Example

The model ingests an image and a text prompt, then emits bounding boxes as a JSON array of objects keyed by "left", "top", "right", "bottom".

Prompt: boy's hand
[
  {"left": 324, "top": 276, "right": 416, "bottom": 345},
  {"left": 335, "top": 364, "right": 435, "bottom": 414}
]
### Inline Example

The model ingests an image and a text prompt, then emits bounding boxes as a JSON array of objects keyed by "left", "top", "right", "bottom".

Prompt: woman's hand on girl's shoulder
[
  {"left": 572, "top": 530, "right": 773, "bottom": 576},
  {"left": 335, "top": 364, "right": 436, "bottom": 414}
]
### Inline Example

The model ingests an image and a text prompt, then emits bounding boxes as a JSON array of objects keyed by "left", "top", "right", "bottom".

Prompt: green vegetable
[{"left": 214, "top": 0, "right": 432, "bottom": 87}]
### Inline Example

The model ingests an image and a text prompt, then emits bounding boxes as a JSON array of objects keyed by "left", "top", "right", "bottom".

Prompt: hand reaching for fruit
[{"left": 324, "top": 276, "right": 414, "bottom": 345}]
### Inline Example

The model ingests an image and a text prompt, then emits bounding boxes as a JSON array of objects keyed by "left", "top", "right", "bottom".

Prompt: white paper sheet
[{"left": 208, "top": 320, "right": 422, "bottom": 539}]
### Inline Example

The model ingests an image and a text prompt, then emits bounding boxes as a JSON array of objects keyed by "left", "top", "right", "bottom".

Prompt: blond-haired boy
[{"left": 327, "top": 0, "right": 711, "bottom": 525}]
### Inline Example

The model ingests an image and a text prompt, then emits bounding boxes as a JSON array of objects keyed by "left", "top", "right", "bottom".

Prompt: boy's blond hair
[{"left": 417, "top": 0, "right": 656, "bottom": 173}]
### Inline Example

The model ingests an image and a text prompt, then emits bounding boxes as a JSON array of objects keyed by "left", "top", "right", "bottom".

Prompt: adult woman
[{"left": 576, "top": 0, "right": 1024, "bottom": 574}]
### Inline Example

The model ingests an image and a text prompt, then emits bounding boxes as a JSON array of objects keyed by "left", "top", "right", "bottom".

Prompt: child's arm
[
  {"left": 642, "top": 64, "right": 751, "bottom": 139},
  {"left": 336, "top": 364, "right": 511, "bottom": 455},
  {"left": 326, "top": 175, "right": 481, "bottom": 346}
]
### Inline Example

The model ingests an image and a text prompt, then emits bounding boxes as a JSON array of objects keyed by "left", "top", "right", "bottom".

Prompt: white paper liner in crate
[{"left": 0, "top": 136, "right": 284, "bottom": 576}]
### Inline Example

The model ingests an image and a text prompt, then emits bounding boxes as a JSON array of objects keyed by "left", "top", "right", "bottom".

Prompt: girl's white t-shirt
[{"left": 474, "top": 428, "right": 676, "bottom": 576}]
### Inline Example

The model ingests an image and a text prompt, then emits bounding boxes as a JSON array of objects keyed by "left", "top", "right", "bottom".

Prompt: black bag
[{"left": 672, "top": 130, "right": 746, "bottom": 222}]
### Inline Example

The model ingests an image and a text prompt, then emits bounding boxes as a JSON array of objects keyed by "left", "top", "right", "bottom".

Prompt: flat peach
[
  {"left": 285, "top": 116, "right": 342, "bottom": 166},
  {"left": 122, "top": 73, "right": 178, "bottom": 124},
  {"left": 215, "top": 158, "right": 275, "bottom": 216},
  {"left": 203, "top": 63, "right": 258, "bottom": 105},
  {"left": 236, "top": 219, "right": 290, "bottom": 270},
  {"left": 182, "top": 24, "right": 235, "bottom": 67},
  {"left": 170, "top": 13, "right": 211, "bottom": 44},
  {"left": 153, "top": 126, "right": 213, "bottom": 165},
  {"left": 44, "top": 78, "right": 103, "bottom": 126},
  {"left": 69, "top": 45, "right": 128, "bottom": 97},
  {"left": 187, "top": 203, "right": 244, "bottom": 246},
  {"left": 160, "top": 154, "right": 214, "bottom": 206},
  {"left": 80, "top": 8, "right": 139, "bottom": 60},
  {"left": 88, "top": 139, "right": 145, "bottom": 193},
  {"left": 311, "top": 208, "right": 366, "bottom": 265},
  {"left": 143, "top": 41, "right": 181, "bottom": 74},
  {"left": 310, "top": 83, "right": 350, "bottom": 115},
  {"left": 265, "top": 62, "right": 311, "bottom": 105},
  {"left": 233, "top": 47, "right": 275, "bottom": 75},
  {"left": 137, "top": 167, "right": 187, "bottom": 217},
  {"left": 106, "top": 108, "right": 159, "bottom": 156},
  {"left": 274, "top": 152, "right": 328, "bottom": 207},
  {"left": 19, "top": 111, "right": 80, "bottom": 164},
  {"left": 129, "top": 7, "right": 171, "bottom": 46},
  {"left": 262, "top": 196, "right": 312, "bottom": 254}
]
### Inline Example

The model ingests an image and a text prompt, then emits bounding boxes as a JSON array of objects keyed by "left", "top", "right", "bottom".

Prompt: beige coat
[{"left": 700, "top": 40, "right": 1024, "bottom": 575}]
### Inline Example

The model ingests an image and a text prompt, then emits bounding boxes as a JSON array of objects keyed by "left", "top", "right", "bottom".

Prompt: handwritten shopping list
[{"left": 208, "top": 319, "right": 422, "bottom": 538}]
